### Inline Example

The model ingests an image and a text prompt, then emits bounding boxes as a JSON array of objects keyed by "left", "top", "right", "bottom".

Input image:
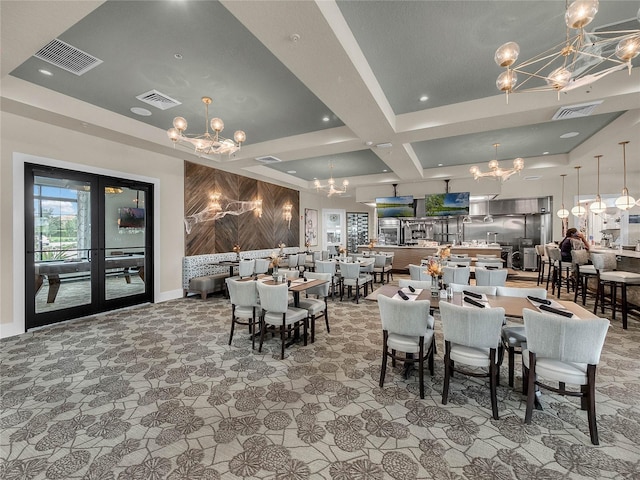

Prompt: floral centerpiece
[
  {"left": 338, "top": 246, "right": 346, "bottom": 256},
  {"left": 233, "top": 244, "right": 241, "bottom": 260},
  {"left": 368, "top": 239, "right": 376, "bottom": 251},
  {"left": 437, "top": 246, "right": 451, "bottom": 261},
  {"left": 270, "top": 251, "right": 280, "bottom": 275},
  {"left": 425, "top": 258, "right": 443, "bottom": 296}
]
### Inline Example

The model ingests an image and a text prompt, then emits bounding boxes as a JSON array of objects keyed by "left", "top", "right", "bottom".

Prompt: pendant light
[
  {"left": 483, "top": 197, "right": 494, "bottom": 223},
  {"left": 557, "top": 174, "right": 570, "bottom": 219},
  {"left": 571, "top": 166, "right": 586, "bottom": 217},
  {"left": 590, "top": 155, "right": 607, "bottom": 214},
  {"left": 615, "top": 141, "right": 636, "bottom": 211}
]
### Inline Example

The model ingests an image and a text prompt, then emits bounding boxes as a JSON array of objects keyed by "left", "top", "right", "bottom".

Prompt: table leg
[
  {"left": 35, "top": 274, "right": 44, "bottom": 294},
  {"left": 46, "top": 274, "right": 61, "bottom": 303},
  {"left": 138, "top": 266, "right": 145, "bottom": 282}
]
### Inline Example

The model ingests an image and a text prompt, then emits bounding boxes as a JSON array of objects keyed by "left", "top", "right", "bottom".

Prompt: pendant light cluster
[
  {"left": 590, "top": 155, "right": 607, "bottom": 214},
  {"left": 557, "top": 174, "right": 569, "bottom": 219},
  {"left": 615, "top": 141, "right": 635, "bottom": 211}
]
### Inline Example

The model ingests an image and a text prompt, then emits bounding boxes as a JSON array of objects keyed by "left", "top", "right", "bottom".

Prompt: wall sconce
[
  {"left": 209, "top": 191, "right": 222, "bottom": 212},
  {"left": 283, "top": 202, "right": 293, "bottom": 229},
  {"left": 253, "top": 199, "right": 263, "bottom": 218}
]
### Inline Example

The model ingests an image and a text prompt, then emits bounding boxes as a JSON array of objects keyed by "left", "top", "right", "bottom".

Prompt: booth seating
[{"left": 183, "top": 247, "right": 300, "bottom": 299}]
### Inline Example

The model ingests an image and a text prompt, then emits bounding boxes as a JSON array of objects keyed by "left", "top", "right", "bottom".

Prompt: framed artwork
[{"left": 305, "top": 208, "right": 318, "bottom": 246}]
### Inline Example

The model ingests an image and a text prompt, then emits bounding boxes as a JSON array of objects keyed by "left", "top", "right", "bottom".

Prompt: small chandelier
[
  {"left": 469, "top": 143, "right": 524, "bottom": 182},
  {"left": 615, "top": 140, "right": 636, "bottom": 210},
  {"left": 167, "top": 96, "right": 246, "bottom": 156},
  {"left": 557, "top": 174, "right": 570, "bottom": 219},
  {"left": 571, "top": 166, "right": 587, "bottom": 217},
  {"left": 590, "top": 155, "right": 607, "bottom": 214},
  {"left": 314, "top": 162, "right": 349, "bottom": 197},
  {"left": 495, "top": 1, "right": 640, "bottom": 101}
]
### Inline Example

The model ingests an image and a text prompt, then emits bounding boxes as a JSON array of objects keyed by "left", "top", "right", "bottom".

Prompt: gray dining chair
[
  {"left": 238, "top": 259, "right": 255, "bottom": 279},
  {"left": 475, "top": 267, "right": 508, "bottom": 287},
  {"left": 571, "top": 249, "right": 596, "bottom": 305},
  {"left": 298, "top": 271, "right": 331, "bottom": 342},
  {"left": 496, "top": 286, "right": 547, "bottom": 388},
  {"left": 409, "top": 264, "right": 430, "bottom": 281},
  {"left": 315, "top": 260, "right": 337, "bottom": 299},
  {"left": 254, "top": 258, "right": 270, "bottom": 275},
  {"left": 339, "top": 261, "right": 372, "bottom": 304},
  {"left": 522, "top": 309, "right": 609, "bottom": 445},
  {"left": 225, "top": 278, "right": 260, "bottom": 349},
  {"left": 256, "top": 282, "right": 309, "bottom": 359},
  {"left": 448, "top": 283, "right": 497, "bottom": 295},
  {"left": 442, "top": 266, "right": 470, "bottom": 286},
  {"left": 440, "top": 301, "right": 505, "bottom": 419},
  {"left": 378, "top": 294, "right": 435, "bottom": 399}
]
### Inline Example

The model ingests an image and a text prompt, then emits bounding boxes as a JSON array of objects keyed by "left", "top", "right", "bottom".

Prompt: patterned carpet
[{"left": 2, "top": 275, "right": 640, "bottom": 479}]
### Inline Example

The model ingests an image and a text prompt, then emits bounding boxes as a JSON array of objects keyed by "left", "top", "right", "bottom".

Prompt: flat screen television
[
  {"left": 376, "top": 196, "right": 414, "bottom": 218},
  {"left": 118, "top": 207, "right": 145, "bottom": 229},
  {"left": 424, "top": 192, "right": 470, "bottom": 216}
]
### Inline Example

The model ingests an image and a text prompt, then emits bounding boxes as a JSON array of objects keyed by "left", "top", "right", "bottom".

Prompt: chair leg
[
  {"left": 250, "top": 311, "right": 256, "bottom": 350},
  {"left": 258, "top": 316, "right": 266, "bottom": 353},
  {"left": 229, "top": 307, "right": 236, "bottom": 345},
  {"left": 611, "top": 283, "right": 617, "bottom": 320},
  {"left": 508, "top": 346, "right": 515, "bottom": 388},
  {"left": 621, "top": 284, "right": 628, "bottom": 330},
  {"left": 428, "top": 338, "right": 435, "bottom": 376},
  {"left": 379, "top": 332, "right": 388, "bottom": 387},
  {"left": 324, "top": 308, "right": 330, "bottom": 334},
  {"left": 310, "top": 316, "right": 316, "bottom": 344},
  {"left": 442, "top": 341, "right": 451, "bottom": 405},
  {"left": 524, "top": 353, "right": 537, "bottom": 424},
  {"left": 418, "top": 340, "right": 425, "bottom": 399},
  {"left": 593, "top": 278, "right": 601, "bottom": 314},
  {"left": 280, "top": 316, "right": 286, "bottom": 360},
  {"left": 586, "top": 365, "right": 599, "bottom": 445},
  {"left": 489, "top": 349, "right": 499, "bottom": 420}
]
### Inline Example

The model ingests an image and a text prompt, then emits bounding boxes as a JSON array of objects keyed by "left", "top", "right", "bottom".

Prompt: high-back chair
[
  {"left": 225, "top": 278, "right": 260, "bottom": 349},
  {"left": 238, "top": 259, "right": 255, "bottom": 279},
  {"left": 475, "top": 267, "right": 508, "bottom": 287},
  {"left": 287, "top": 254, "right": 299, "bottom": 270},
  {"left": 315, "top": 260, "right": 337, "bottom": 299},
  {"left": 571, "top": 249, "right": 597, "bottom": 305},
  {"left": 339, "top": 261, "right": 372, "bottom": 304},
  {"left": 373, "top": 254, "right": 390, "bottom": 284},
  {"left": 378, "top": 295, "right": 435, "bottom": 399},
  {"left": 299, "top": 271, "right": 331, "bottom": 342},
  {"left": 496, "top": 286, "right": 548, "bottom": 388},
  {"left": 256, "top": 282, "right": 309, "bottom": 359},
  {"left": 535, "top": 244, "right": 550, "bottom": 286},
  {"left": 305, "top": 251, "right": 322, "bottom": 272},
  {"left": 442, "top": 266, "right": 470, "bottom": 286},
  {"left": 297, "top": 252, "right": 308, "bottom": 272},
  {"left": 591, "top": 252, "right": 640, "bottom": 330},
  {"left": 409, "top": 264, "right": 429, "bottom": 281},
  {"left": 440, "top": 301, "right": 505, "bottom": 419},
  {"left": 522, "top": 309, "right": 609, "bottom": 444},
  {"left": 254, "top": 258, "right": 270, "bottom": 275},
  {"left": 448, "top": 283, "right": 497, "bottom": 295},
  {"left": 321, "top": 250, "right": 330, "bottom": 260}
]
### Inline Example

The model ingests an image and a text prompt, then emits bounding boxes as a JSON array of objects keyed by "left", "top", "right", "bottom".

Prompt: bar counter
[{"left": 356, "top": 245, "right": 503, "bottom": 271}]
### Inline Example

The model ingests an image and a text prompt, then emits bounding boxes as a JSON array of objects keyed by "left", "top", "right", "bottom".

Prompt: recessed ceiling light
[
  {"left": 287, "top": 170, "right": 296, "bottom": 174},
  {"left": 560, "top": 132, "right": 579, "bottom": 138},
  {"left": 322, "top": 116, "right": 330, "bottom": 122},
  {"left": 365, "top": 141, "right": 373, "bottom": 146},
  {"left": 39, "top": 69, "right": 53, "bottom": 76},
  {"left": 419, "top": 95, "right": 428, "bottom": 102},
  {"left": 438, "top": 163, "right": 443, "bottom": 167},
  {"left": 543, "top": 151, "right": 550, "bottom": 155},
  {"left": 130, "top": 107, "right": 152, "bottom": 116},
  {"left": 382, "top": 169, "right": 388, "bottom": 172},
  {"left": 174, "top": 53, "right": 183, "bottom": 60}
]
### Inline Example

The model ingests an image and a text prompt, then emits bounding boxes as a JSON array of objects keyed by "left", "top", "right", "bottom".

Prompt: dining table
[{"left": 365, "top": 284, "right": 598, "bottom": 319}]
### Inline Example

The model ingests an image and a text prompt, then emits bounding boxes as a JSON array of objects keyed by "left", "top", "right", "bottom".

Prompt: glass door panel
[
  {"left": 31, "top": 173, "right": 93, "bottom": 316},
  {"left": 104, "top": 185, "right": 148, "bottom": 301}
]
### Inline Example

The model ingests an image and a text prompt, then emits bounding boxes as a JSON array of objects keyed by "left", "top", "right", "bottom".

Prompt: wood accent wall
[{"left": 185, "top": 161, "right": 299, "bottom": 256}]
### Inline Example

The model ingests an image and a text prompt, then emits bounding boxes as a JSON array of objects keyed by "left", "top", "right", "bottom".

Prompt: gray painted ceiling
[{"left": 5, "top": 0, "right": 640, "bottom": 191}]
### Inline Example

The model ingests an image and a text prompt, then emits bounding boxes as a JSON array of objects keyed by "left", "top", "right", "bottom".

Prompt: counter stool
[
  {"left": 535, "top": 245, "right": 549, "bottom": 286},
  {"left": 571, "top": 250, "right": 597, "bottom": 306},
  {"left": 592, "top": 253, "right": 640, "bottom": 330},
  {"left": 545, "top": 246, "right": 572, "bottom": 298}
]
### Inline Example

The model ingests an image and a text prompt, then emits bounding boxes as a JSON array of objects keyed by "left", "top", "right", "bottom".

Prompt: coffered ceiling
[{"left": 2, "top": 0, "right": 639, "bottom": 199}]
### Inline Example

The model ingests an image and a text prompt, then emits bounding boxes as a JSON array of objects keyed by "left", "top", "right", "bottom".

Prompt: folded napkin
[
  {"left": 464, "top": 296, "right": 486, "bottom": 308},
  {"left": 397, "top": 290, "right": 410, "bottom": 301},
  {"left": 539, "top": 304, "right": 574, "bottom": 318},
  {"left": 463, "top": 290, "right": 482, "bottom": 299},
  {"left": 527, "top": 295, "right": 551, "bottom": 305},
  {"left": 401, "top": 287, "right": 423, "bottom": 295},
  {"left": 485, "top": 266, "right": 499, "bottom": 270}
]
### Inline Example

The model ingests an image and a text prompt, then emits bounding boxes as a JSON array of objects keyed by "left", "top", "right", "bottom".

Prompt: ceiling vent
[
  {"left": 255, "top": 155, "right": 282, "bottom": 164},
  {"left": 34, "top": 38, "right": 103, "bottom": 76},
  {"left": 592, "top": 18, "right": 638, "bottom": 34},
  {"left": 552, "top": 100, "right": 603, "bottom": 120},
  {"left": 136, "top": 90, "right": 181, "bottom": 110}
]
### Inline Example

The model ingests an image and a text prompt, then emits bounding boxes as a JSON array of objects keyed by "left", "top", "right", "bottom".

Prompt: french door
[{"left": 25, "top": 164, "right": 154, "bottom": 330}]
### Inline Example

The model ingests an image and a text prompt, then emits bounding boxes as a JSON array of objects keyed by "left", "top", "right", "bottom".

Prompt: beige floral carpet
[{"left": 1, "top": 285, "right": 640, "bottom": 479}]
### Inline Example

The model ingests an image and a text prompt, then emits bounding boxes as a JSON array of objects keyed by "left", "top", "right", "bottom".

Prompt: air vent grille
[
  {"left": 552, "top": 101, "right": 602, "bottom": 120},
  {"left": 34, "top": 39, "right": 103, "bottom": 76},
  {"left": 255, "top": 156, "right": 282, "bottom": 164},
  {"left": 136, "top": 90, "right": 182, "bottom": 110}
]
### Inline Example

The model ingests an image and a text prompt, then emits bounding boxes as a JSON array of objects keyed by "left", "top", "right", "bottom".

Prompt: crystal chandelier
[
  {"left": 495, "top": 1, "right": 640, "bottom": 100},
  {"left": 167, "top": 97, "right": 246, "bottom": 156},
  {"left": 469, "top": 144, "right": 524, "bottom": 182},
  {"left": 615, "top": 141, "right": 636, "bottom": 210},
  {"left": 557, "top": 174, "right": 570, "bottom": 219},
  {"left": 314, "top": 162, "right": 349, "bottom": 197},
  {"left": 571, "top": 166, "right": 587, "bottom": 217}
]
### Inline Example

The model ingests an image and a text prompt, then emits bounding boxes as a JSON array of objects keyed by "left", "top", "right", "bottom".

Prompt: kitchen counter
[
  {"left": 590, "top": 248, "right": 640, "bottom": 259},
  {"left": 357, "top": 245, "right": 502, "bottom": 271}
]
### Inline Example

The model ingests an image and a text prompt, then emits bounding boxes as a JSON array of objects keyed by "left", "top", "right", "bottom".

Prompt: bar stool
[
  {"left": 535, "top": 245, "right": 549, "bottom": 286},
  {"left": 571, "top": 250, "right": 597, "bottom": 306},
  {"left": 592, "top": 253, "right": 640, "bottom": 330},
  {"left": 545, "top": 246, "right": 572, "bottom": 298}
]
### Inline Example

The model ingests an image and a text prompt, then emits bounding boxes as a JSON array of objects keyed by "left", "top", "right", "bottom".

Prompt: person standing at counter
[{"left": 559, "top": 228, "right": 590, "bottom": 263}]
